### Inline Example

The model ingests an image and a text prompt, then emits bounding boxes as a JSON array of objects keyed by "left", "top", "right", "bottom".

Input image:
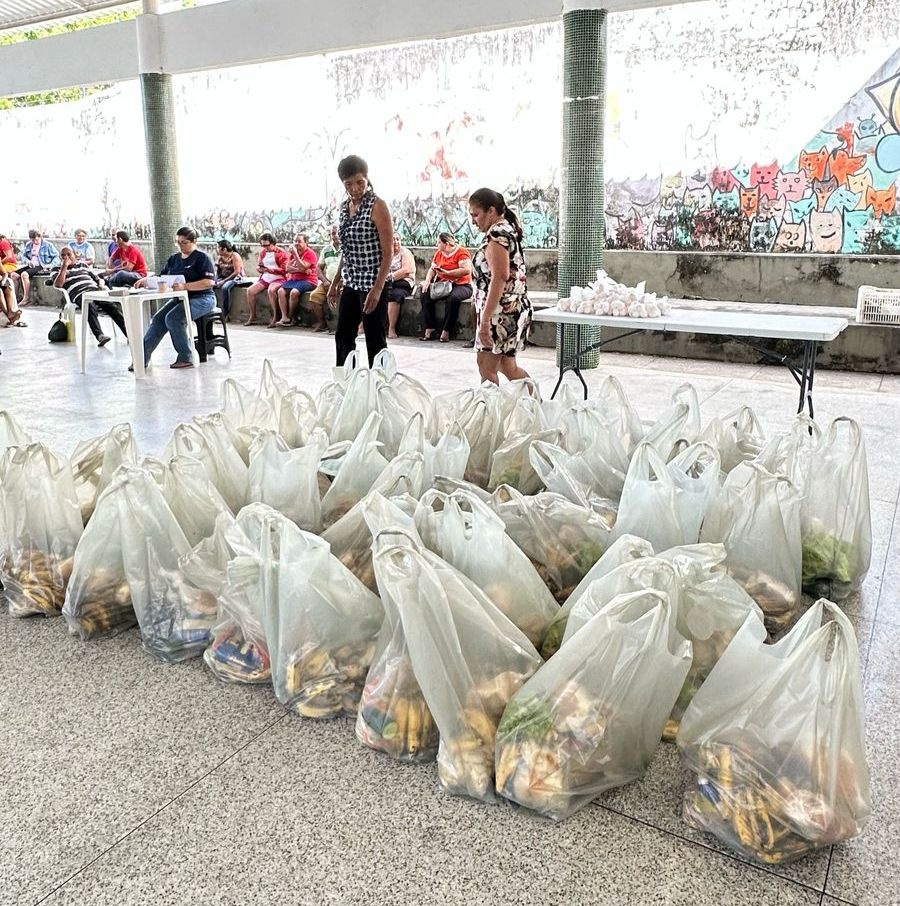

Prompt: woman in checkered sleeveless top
[{"left": 327, "top": 155, "right": 394, "bottom": 366}]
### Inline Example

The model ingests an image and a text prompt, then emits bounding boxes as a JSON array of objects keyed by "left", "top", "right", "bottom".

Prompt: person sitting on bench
[
  {"left": 101, "top": 231, "right": 147, "bottom": 288},
  {"left": 276, "top": 233, "right": 318, "bottom": 327},
  {"left": 15, "top": 229, "right": 60, "bottom": 304}
]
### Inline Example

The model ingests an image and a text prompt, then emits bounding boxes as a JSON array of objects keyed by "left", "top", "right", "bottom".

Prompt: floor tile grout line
[
  {"left": 34, "top": 710, "right": 290, "bottom": 905},
  {"left": 595, "top": 802, "right": 826, "bottom": 897},
  {"left": 868, "top": 496, "right": 900, "bottom": 648},
  {"left": 818, "top": 845, "right": 835, "bottom": 905}
]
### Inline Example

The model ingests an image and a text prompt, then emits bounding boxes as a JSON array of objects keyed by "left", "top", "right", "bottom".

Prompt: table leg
[
  {"left": 123, "top": 296, "right": 146, "bottom": 378},
  {"left": 551, "top": 324, "right": 586, "bottom": 400},
  {"left": 180, "top": 293, "right": 196, "bottom": 364},
  {"left": 805, "top": 341, "right": 818, "bottom": 421},
  {"left": 80, "top": 298, "right": 89, "bottom": 374}
]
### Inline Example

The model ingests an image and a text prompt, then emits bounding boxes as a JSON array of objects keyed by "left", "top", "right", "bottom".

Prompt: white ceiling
[{"left": 0, "top": 0, "right": 133, "bottom": 32}]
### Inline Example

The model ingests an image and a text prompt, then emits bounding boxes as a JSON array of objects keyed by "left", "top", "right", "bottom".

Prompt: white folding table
[
  {"left": 533, "top": 306, "right": 850, "bottom": 418},
  {"left": 80, "top": 288, "right": 193, "bottom": 379}
]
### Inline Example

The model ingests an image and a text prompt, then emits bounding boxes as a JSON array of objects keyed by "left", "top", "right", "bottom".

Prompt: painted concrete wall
[{"left": 52, "top": 238, "right": 900, "bottom": 299}]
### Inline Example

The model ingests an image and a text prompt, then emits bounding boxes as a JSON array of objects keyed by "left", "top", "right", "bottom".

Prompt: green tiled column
[
  {"left": 140, "top": 72, "right": 182, "bottom": 273},
  {"left": 556, "top": 6, "right": 607, "bottom": 369}
]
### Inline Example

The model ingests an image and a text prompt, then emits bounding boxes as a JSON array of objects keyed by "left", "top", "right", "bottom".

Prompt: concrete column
[
  {"left": 556, "top": 2, "right": 607, "bottom": 370},
  {"left": 140, "top": 73, "right": 182, "bottom": 273},
  {"left": 138, "top": 4, "right": 181, "bottom": 273}
]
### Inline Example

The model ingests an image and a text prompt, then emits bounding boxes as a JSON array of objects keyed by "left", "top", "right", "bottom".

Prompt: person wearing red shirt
[
  {"left": 0, "top": 234, "right": 16, "bottom": 274},
  {"left": 245, "top": 232, "right": 289, "bottom": 326},
  {"left": 276, "top": 233, "right": 319, "bottom": 327},
  {"left": 101, "top": 231, "right": 147, "bottom": 287}
]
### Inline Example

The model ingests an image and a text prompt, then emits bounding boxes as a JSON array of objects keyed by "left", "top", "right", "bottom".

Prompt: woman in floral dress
[{"left": 468, "top": 188, "right": 532, "bottom": 385}]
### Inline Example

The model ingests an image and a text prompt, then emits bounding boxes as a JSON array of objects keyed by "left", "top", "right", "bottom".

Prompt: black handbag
[
  {"left": 430, "top": 280, "right": 453, "bottom": 300},
  {"left": 48, "top": 318, "right": 69, "bottom": 343}
]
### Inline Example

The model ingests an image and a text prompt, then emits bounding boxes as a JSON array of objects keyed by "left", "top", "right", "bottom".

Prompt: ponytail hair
[{"left": 468, "top": 187, "right": 523, "bottom": 242}]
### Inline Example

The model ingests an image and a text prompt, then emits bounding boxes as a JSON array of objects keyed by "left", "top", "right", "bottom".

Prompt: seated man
[
  {"left": 276, "top": 233, "right": 318, "bottom": 327},
  {"left": 101, "top": 231, "right": 147, "bottom": 287},
  {"left": 68, "top": 229, "right": 96, "bottom": 267},
  {"left": 51, "top": 247, "right": 126, "bottom": 347},
  {"left": 307, "top": 224, "right": 340, "bottom": 332},
  {"left": 0, "top": 270, "right": 24, "bottom": 327},
  {"left": 16, "top": 229, "right": 60, "bottom": 304},
  {"left": 385, "top": 232, "right": 416, "bottom": 339}
]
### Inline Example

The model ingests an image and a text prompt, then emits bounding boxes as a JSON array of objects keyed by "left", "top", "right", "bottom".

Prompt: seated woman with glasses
[
  {"left": 245, "top": 232, "right": 288, "bottom": 326},
  {"left": 132, "top": 227, "right": 216, "bottom": 370},
  {"left": 419, "top": 232, "right": 473, "bottom": 342}
]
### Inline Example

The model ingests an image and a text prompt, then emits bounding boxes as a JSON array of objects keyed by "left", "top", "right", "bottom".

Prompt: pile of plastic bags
[{"left": 0, "top": 354, "right": 874, "bottom": 866}]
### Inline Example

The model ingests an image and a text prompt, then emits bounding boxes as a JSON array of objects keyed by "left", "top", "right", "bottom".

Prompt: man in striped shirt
[{"left": 51, "top": 247, "right": 127, "bottom": 347}]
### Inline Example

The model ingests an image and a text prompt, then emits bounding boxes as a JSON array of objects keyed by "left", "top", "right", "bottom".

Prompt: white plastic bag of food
[
  {"left": 644, "top": 383, "right": 701, "bottom": 461},
  {"left": 797, "top": 418, "right": 871, "bottom": 601},
  {"left": 372, "top": 534, "right": 542, "bottom": 802},
  {"left": 562, "top": 555, "right": 682, "bottom": 646},
  {"left": 458, "top": 394, "right": 503, "bottom": 488},
  {"left": 667, "top": 442, "right": 721, "bottom": 545},
  {"left": 321, "top": 411, "right": 389, "bottom": 526},
  {"left": 144, "top": 454, "right": 233, "bottom": 547},
  {"left": 166, "top": 417, "right": 249, "bottom": 514},
  {"left": 0, "top": 443, "right": 83, "bottom": 617},
  {"left": 62, "top": 475, "right": 134, "bottom": 639},
  {"left": 489, "top": 486, "right": 612, "bottom": 604},
  {"left": 700, "top": 461, "right": 802, "bottom": 635},
  {"left": 615, "top": 441, "right": 684, "bottom": 551},
  {"left": 528, "top": 440, "right": 597, "bottom": 509},
  {"left": 278, "top": 389, "right": 319, "bottom": 448},
  {"left": 257, "top": 358, "right": 291, "bottom": 414},
  {"left": 0, "top": 410, "right": 31, "bottom": 451},
  {"left": 377, "top": 374, "right": 437, "bottom": 460},
  {"left": 265, "top": 520, "right": 383, "bottom": 718},
  {"left": 203, "top": 555, "right": 270, "bottom": 684},
  {"left": 698, "top": 407, "right": 765, "bottom": 474},
  {"left": 248, "top": 428, "right": 327, "bottom": 532},
  {"left": 115, "top": 466, "right": 218, "bottom": 662},
  {"left": 202, "top": 503, "right": 285, "bottom": 684},
  {"left": 489, "top": 428, "right": 560, "bottom": 494},
  {"left": 323, "top": 492, "right": 419, "bottom": 592},
  {"left": 496, "top": 588, "right": 692, "bottom": 820},
  {"left": 330, "top": 366, "right": 384, "bottom": 444},
  {"left": 399, "top": 414, "right": 470, "bottom": 490},
  {"left": 655, "top": 544, "right": 764, "bottom": 739},
  {"left": 70, "top": 423, "right": 139, "bottom": 524},
  {"left": 415, "top": 489, "right": 559, "bottom": 646},
  {"left": 220, "top": 377, "right": 279, "bottom": 432},
  {"left": 539, "top": 534, "right": 654, "bottom": 658},
  {"left": 678, "top": 600, "right": 870, "bottom": 864},
  {"left": 356, "top": 529, "right": 440, "bottom": 763}
]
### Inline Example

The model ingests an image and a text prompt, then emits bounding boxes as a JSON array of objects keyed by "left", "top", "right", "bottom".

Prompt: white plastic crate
[{"left": 856, "top": 285, "right": 900, "bottom": 325}]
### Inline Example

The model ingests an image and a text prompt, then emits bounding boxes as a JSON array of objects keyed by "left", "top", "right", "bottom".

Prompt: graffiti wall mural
[
  {"left": 3, "top": 0, "right": 900, "bottom": 253},
  {"left": 607, "top": 46, "right": 900, "bottom": 253}
]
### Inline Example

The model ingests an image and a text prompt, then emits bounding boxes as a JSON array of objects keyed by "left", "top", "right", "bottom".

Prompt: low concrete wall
[
  {"left": 34, "top": 239, "right": 900, "bottom": 300},
  {"left": 27, "top": 240, "right": 900, "bottom": 372}
]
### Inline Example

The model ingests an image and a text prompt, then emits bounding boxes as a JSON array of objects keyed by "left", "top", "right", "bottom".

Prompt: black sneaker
[{"left": 97, "top": 335, "right": 111, "bottom": 347}]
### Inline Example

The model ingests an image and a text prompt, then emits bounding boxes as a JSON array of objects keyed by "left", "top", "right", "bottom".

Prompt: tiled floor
[{"left": 1, "top": 309, "right": 898, "bottom": 906}]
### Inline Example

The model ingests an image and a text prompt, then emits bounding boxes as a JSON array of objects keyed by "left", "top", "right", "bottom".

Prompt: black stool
[{"left": 194, "top": 307, "right": 231, "bottom": 363}]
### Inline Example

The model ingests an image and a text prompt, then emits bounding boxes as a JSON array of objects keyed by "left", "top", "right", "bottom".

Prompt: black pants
[
  {"left": 385, "top": 279, "right": 413, "bottom": 304},
  {"left": 76, "top": 299, "right": 127, "bottom": 340},
  {"left": 421, "top": 283, "right": 473, "bottom": 335},
  {"left": 335, "top": 284, "right": 389, "bottom": 367}
]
